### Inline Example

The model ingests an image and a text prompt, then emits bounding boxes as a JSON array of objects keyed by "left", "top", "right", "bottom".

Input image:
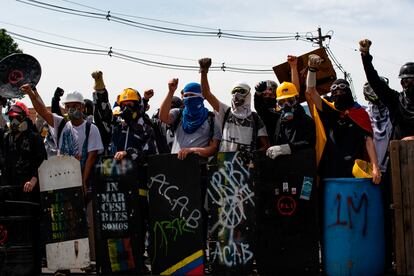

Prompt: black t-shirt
[{"left": 318, "top": 101, "right": 371, "bottom": 178}]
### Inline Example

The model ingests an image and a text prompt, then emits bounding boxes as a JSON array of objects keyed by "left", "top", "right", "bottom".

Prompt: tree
[{"left": 0, "top": 29, "right": 22, "bottom": 60}]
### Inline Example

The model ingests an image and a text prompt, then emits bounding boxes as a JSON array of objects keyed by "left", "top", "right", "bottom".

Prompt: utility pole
[{"left": 307, "top": 27, "right": 331, "bottom": 48}]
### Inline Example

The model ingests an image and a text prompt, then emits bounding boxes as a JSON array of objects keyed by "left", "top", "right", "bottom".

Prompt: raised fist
[
  {"left": 168, "top": 78, "right": 179, "bottom": 93},
  {"left": 359, "top": 39, "right": 372, "bottom": 54},
  {"left": 198, "top": 58, "right": 212, "bottom": 73},
  {"left": 54, "top": 87, "right": 64, "bottom": 99},
  {"left": 287, "top": 55, "right": 298, "bottom": 67},
  {"left": 255, "top": 81, "right": 267, "bottom": 94},
  {"left": 144, "top": 89, "right": 154, "bottom": 100},
  {"left": 91, "top": 70, "right": 105, "bottom": 90},
  {"left": 308, "top": 54, "right": 322, "bottom": 71}
]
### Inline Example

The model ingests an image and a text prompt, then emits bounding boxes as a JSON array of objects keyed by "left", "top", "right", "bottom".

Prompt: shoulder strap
[
  {"left": 222, "top": 107, "right": 232, "bottom": 133},
  {"left": 208, "top": 111, "right": 215, "bottom": 140},
  {"left": 170, "top": 108, "right": 183, "bottom": 134},
  {"left": 250, "top": 111, "right": 260, "bottom": 149},
  {"left": 57, "top": 118, "right": 67, "bottom": 144},
  {"left": 273, "top": 116, "right": 282, "bottom": 145},
  {"left": 85, "top": 121, "right": 91, "bottom": 147}
]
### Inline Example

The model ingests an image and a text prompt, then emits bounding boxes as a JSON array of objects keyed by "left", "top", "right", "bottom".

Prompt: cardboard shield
[
  {"left": 253, "top": 148, "right": 319, "bottom": 274},
  {"left": 93, "top": 156, "right": 144, "bottom": 274},
  {"left": 0, "top": 53, "right": 41, "bottom": 98},
  {"left": 148, "top": 154, "right": 204, "bottom": 275},
  {"left": 38, "top": 156, "right": 90, "bottom": 271},
  {"left": 207, "top": 151, "right": 256, "bottom": 274},
  {"left": 273, "top": 47, "right": 336, "bottom": 101}
]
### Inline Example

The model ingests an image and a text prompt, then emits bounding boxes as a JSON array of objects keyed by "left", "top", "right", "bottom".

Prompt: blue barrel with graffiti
[{"left": 322, "top": 178, "right": 384, "bottom": 275}]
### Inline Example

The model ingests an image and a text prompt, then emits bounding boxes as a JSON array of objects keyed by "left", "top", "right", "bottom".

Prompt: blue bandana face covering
[{"left": 182, "top": 95, "right": 209, "bottom": 134}]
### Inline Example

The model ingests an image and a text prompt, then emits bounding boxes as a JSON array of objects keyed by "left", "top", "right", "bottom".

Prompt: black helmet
[{"left": 398, "top": 62, "right": 414, "bottom": 79}]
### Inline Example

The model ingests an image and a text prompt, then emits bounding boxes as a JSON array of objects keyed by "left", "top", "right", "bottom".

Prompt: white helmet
[{"left": 61, "top": 91, "right": 84, "bottom": 104}]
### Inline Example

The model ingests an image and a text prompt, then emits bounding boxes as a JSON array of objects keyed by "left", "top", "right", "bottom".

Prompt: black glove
[
  {"left": 54, "top": 87, "right": 64, "bottom": 99},
  {"left": 255, "top": 81, "right": 267, "bottom": 94}
]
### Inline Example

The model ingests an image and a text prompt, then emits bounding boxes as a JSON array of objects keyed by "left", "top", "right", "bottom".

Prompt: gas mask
[
  {"left": 120, "top": 105, "right": 139, "bottom": 122},
  {"left": 278, "top": 97, "right": 297, "bottom": 121},
  {"left": 67, "top": 108, "right": 83, "bottom": 120},
  {"left": 10, "top": 118, "right": 28, "bottom": 133}
]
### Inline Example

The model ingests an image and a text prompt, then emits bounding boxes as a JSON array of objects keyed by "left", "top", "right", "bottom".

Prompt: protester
[
  {"left": 91, "top": 71, "right": 113, "bottom": 154},
  {"left": 159, "top": 78, "right": 221, "bottom": 160},
  {"left": 304, "top": 54, "right": 381, "bottom": 184},
  {"left": 363, "top": 79, "right": 393, "bottom": 172},
  {"left": 359, "top": 39, "right": 414, "bottom": 140},
  {"left": 198, "top": 57, "right": 269, "bottom": 153},
  {"left": 20, "top": 83, "right": 104, "bottom": 274},
  {"left": 266, "top": 80, "right": 316, "bottom": 159},
  {"left": 1, "top": 101, "right": 47, "bottom": 274}
]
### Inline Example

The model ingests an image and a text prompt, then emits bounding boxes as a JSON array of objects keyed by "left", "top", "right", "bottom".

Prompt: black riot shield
[
  {"left": 0, "top": 53, "right": 41, "bottom": 98},
  {"left": 148, "top": 153, "right": 204, "bottom": 275},
  {"left": 206, "top": 151, "right": 256, "bottom": 274},
  {"left": 93, "top": 156, "right": 145, "bottom": 275},
  {"left": 254, "top": 148, "right": 320, "bottom": 274}
]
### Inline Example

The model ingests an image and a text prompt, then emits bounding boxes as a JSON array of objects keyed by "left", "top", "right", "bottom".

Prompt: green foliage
[{"left": 0, "top": 29, "right": 22, "bottom": 60}]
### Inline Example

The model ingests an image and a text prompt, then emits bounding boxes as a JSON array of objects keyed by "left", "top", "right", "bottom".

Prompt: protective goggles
[
  {"left": 330, "top": 83, "right": 349, "bottom": 92},
  {"left": 277, "top": 97, "right": 297, "bottom": 108},
  {"left": 6, "top": 105, "right": 24, "bottom": 117},
  {"left": 231, "top": 87, "right": 249, "bottom": 95}
]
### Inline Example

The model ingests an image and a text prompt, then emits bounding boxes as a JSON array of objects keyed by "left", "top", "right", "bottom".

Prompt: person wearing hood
[
  {"left": 198, "top": 57, "right": 269, "bottom": 153},
  {"left": 359, "top": 39, "right": 414, "bottom": 141},
  {"left": 363, "top": 78, "right": 393, "bottom": 173},
  {"left": 159, "top": 78, "right": 221, "bottom": 160},
  {"left": 305, "top": 54, "right": 381, "bottom": 184},
  {"left": 1, "top": 101, "right": 46, "bottom": 275}
]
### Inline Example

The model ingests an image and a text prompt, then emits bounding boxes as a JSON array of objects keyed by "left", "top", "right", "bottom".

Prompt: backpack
[
  {"left": 170, "top": 108, "right": 215, "bottom": 140},
  {"left": 221, "top": 107, "right": 261, "bottom": 151}
]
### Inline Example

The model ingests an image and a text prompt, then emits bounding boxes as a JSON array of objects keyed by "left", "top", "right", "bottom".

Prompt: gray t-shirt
[
  {"left": 169, "top": 108, "right": 222, "bottom": 153},
  {"left": 216, "top": 102, "right": 267, "bottom": 152}
]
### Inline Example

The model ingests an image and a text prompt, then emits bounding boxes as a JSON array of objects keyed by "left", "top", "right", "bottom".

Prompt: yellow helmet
[
  {"left": 118, "top": 88, "right": 140, "bottom": 104},
  {"left": 276, "top": 82, "right": 298, "bottom": 100}
]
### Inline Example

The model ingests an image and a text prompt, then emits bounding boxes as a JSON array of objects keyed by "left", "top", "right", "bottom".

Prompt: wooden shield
[
  {"left": 0, "top": 53, "right": 41, "bottom": 98},
  {"left": 273, "top": 47, "right": 336, "bottom": 102},
  {"left": 38, "top": 156, "right": 90, "bottom": 271}
]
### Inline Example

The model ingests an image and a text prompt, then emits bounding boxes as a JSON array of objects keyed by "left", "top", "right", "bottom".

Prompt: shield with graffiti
[
  {"left": 38, "top": 156, "right": 90, "bottom": 271},
  {"left": 253, "top": 148, "right": 319, "bottom": 274},
  {"left": 92, "top": 156, "right": 145, "bottom": 274},
  {"left": 148, "top": 153, "right": 204, "bottom": 275},
  {"left": 206, "top": 151, "right": 256, "bottom": 274},
  {"left": 0, "top": 53, "right": 41, "bottom": 98}
]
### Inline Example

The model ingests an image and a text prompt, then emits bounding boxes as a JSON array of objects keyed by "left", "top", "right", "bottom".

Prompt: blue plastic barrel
[{"left": 322, "top": 178, "right": 384, "bottom": 275}]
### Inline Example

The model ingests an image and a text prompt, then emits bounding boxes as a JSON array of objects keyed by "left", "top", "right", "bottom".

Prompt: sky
[{"left": 1, "top": 0, "right": 414, "bottom": 115}]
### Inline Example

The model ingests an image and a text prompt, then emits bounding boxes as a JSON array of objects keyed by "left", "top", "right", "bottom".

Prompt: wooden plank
[
  {"left": 401, "top": 141, "right": 414, "bottom": 273},
  {"left": 390, "top": 141, "right": 406, "bottom": 274},
  {"left": 272, "top": 47, "right": 336, "bottom": 103}
]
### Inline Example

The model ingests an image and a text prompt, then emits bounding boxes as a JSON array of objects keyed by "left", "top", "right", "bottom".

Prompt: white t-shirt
[
  {"left": 169, "top": 108, "right": 222, "bottom": 154},
  {"left": 52, "top": 114, "right": 104, "bottom": 158},
  {"left": 216, "top": 102, "right": 267, "bottom": 152}
]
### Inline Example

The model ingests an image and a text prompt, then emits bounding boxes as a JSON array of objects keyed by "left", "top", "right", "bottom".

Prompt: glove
[
  {"left": 53, "top": 87, "right": 64, "bottom": 99},
  {"left": 91, "top": 70, "right": 106, "bottom": 90},
  {"left": 308, "top": 54, "right": 322, "bottom": 72},
  {"left": 198, "top": 58, "right": 212, "bottom": 73},
  {"left": 359, "top": 39, "right": 372, "bottom": 54},
  {"left": 266, "top": 144, "right": 291, "bottom": 159},
  {"left": 255, "top": 81, "right": 267, "bottom": 94}
]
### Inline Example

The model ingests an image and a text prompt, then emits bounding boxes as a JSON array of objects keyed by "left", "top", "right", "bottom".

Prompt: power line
[
  {"left": 16, "top": 0, "right": 316, "bottom": 42},
  {"left": 7, "top": 30, "right": 275, "bottom": 74}
]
